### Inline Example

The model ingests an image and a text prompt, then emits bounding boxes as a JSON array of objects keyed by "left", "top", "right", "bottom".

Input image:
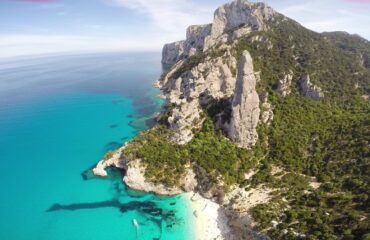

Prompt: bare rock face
[
  {"left": 162, "top": 0, "right": 275, "bottom": 67},
  {"left": 167, "top": 100, "right": 203, "bottom": 144},
  {"left": 184, "top": 24, "right": 212, "bottom": 55},
  {"left": 261, "top": 93, "right": 274, "bottom": 125},
  {"left": 123, "top": 159, "right": 197, "bottom": 195},
  {"left": 159, "top": 1, "right": 275, "bottom": 145},
  {"left": 222, "top": 184, "right": 273, "bottom": 239},
  {"left": 297, "top": 74, "right": 324, "bottom": 100},
  {"left": 162, "top": 24, "right": 211, "bottom": 66},
  {"left": 205, "top": 0, "right": 275, "bottom": 50},
  {"left": 276, "top": 71, "right": 293, "bottom": 97},
  {"left": 227, "top": 51, "right": 260, "bottom": 149},
  {"left": 162, "top": 49, "right": 238, "bottom": 144},
  {"left": 93, "top": 146, "right": 127, "bottom": 177},
  {"left": 162, "top": 41, "right": 185, "bottom": 66}
]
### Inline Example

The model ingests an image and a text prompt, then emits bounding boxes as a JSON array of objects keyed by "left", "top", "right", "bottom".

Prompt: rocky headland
[{"left": 94, "top": 0, "right": 370, "bottom": 239}]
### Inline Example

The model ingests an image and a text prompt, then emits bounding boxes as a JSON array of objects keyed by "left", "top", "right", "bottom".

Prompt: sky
[{"left": 0, "top": 0, "right": 369, "bottom": 58}]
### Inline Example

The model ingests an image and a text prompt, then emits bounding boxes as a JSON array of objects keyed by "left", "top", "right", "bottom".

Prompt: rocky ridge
[
  {"left": 160, "top": 0, "right": 277, "bottom": 147},
  {"left": 93, "top": 146, "right": 197, "bottom": 195},
  {"left": 94, "top": 0, "right": 370, "bottom": 239},
  {"left": 93, "top": 1, "right": 279, "bottom": 238}
]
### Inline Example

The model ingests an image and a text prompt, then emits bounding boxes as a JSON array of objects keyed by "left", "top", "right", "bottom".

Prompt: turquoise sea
[{"left": 0, "top": 53, "right": 194, "bottom": 240}]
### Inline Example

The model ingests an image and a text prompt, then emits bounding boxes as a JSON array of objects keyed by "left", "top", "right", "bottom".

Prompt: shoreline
[{"left": 183, "top": 192, "right": 232, "bottom": 240}]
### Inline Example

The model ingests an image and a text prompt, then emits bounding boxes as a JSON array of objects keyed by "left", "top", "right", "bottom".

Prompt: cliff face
[
  {"left": 162, "top": 0, "right": 275, "bottom": 66},
  {"left": 96, "top": 0, "right": 370, "bottom": 239},
  {"left": 227, "top": 51, "right": 260, "bottom": 148},
  {"left": 162, "top": 24, "right": 211, "bottom": 66},
  {"left": 159, "top": 0, "right": 276, "bottom": 147},
  {"left": 205, "top": 0, "right": 275, "bottom": 50}
]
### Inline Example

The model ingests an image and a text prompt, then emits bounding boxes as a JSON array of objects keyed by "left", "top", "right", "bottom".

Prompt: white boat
[{"left": 132, "top": 219, "right": 139, "bottom": 228}]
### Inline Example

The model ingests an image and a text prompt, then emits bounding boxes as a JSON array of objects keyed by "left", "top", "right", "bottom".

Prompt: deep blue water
[{"left": 0, "top": 53, "right": 194, "bottom": 240}]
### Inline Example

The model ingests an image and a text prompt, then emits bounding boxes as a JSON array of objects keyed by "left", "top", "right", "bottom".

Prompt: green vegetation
[
  {"left": 230, "top": 17, "right": 370, "bottom": 239},
  {"left": 103, "top": 150, "right": 115, "bottom": 162},
  {"left": 233, "top": 16, "right": 370, "bottom": 99},
  {"left": 171, "top": 53, "right": 206, "bottom": 79},
  {"left": 124, "top": 117, "right": 261, "bottom": 189},
  {"left": 250, "top": 94, "right": 370, "bottom": 239},
  {"left": 323, "top": 31, "right": 370, "bottom": 70},
  {"left": 170, "top": 48, "right": 228, "bottom": 80},
  {"left": 117, "top": 13, "right": 370, "bottom": 240}
]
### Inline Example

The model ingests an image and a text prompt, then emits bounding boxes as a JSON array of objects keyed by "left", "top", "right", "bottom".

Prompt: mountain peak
[{"left": 162, "top": 0, "right": 276, "bottom": 66}]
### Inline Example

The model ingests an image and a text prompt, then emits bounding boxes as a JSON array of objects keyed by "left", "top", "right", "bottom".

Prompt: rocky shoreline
[
  {"left": 92, "top": 1, "right": 279, "bottom": 239},
  {"left": 93, "top": 147, "right": 272, "bottom": 240}
]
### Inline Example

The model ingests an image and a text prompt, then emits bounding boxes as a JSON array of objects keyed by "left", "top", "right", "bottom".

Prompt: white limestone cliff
[
  {"left": 298, "top": 74, "right": 324, "bottom": 100},
  {"left": 93, "top": 146, "right": 127, "bottom": 177},
  {"left": 162, "top": 41, "right": 185, "bottom": 67},
  {"left": 227, "top": 51, "right": 260, "bottom": 149},
  {"left": 162, "top": 48, "right": 238, "bottom": 144},
  {"left": 123, "top": 159, "right": 197, "bottom": 195},
  {"left": 159, "top": 0, "right": 274, "bottom": 147},
  {"left": 204, "top": 0, "right": 275, "bottom": 50},
  {"left": 162, "top": 0, "right": 275, "bottom": 66},
  {"left": 276, "top": 71, "right": 293, "bottom": 97},
  {"left": 261, "top": 93, "right": 274, "bottom": 125},
  {"left": 162, "top": 24, "right": 211, "bottom": 66}
]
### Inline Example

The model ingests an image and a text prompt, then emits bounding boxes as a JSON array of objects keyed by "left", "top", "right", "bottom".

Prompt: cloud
[
  {"left": 56, "top": 11, "right": 67, "bottom": 16},
  {"left": 0, "top": 34, "right": 162, "bottom": 58},
  {"left": 343, "top": 0, "right": 370, "bottom": 3},
  {"left": 110, "top": 0, "right": 221, "bottom": 40},
  {"left": 15, "top": 0, "right": 55, "bottom": 3},
  {"left": 267, "top": 0, "right": 370, "bottom": 39}
]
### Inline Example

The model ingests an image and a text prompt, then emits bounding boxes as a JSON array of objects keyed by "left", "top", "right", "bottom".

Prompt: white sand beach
[{"left": 183, "top": 192, "right": 231, "bottom": 240}]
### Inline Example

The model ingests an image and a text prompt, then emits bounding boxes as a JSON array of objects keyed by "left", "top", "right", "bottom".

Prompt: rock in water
[{"left": 228, "top": 51, "right": 260, "bottom": 149}]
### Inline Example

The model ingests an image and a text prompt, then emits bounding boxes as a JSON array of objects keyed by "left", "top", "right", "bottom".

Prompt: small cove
[{"left": 0, "top": 53, "right": 194, "bottom": 240}]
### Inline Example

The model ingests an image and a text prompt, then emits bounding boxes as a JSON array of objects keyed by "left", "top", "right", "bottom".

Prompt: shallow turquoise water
[{"left": 0, "top": 53, "right": 194, "bottom": 240}]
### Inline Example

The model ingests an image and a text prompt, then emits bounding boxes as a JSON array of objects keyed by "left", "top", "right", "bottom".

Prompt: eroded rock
[
  {"left": 276, "top": 71, "right": 293, "bottom": 97},
  {"left": 123, "top": 159, "right": 197, "bottom": 195},
  {"left": 297, "top": 74, "right": 324, "bottom": 100},
  {"left": 228, "top": 51, "right": 260, "bottom": 149}
]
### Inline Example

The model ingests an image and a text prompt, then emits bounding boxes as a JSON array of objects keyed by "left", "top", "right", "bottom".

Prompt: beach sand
[{"left": 183, "top": 192, "right": 231, "bottom": 240}]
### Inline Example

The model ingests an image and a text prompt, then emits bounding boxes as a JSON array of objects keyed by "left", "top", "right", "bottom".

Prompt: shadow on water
[
  {"left": 46, "top": 198, "right": 180, "bottom": 238},
  {"left": 46, "top": 200, "right": 121, "bottom": 212},
  {"left": 46, "top": 200, "right": 161, "bottom": 214},
  {"left": 103, "top": 141, "right": 123, "bottom": 152},
  {"left": 121, "top": 136, "right": 129, "bottom": 141},
  {"left": 80, "top": 164, "right": 99, "bottom": 181},
  {"left": 50, "top": 162, "right": 184, "bottom": 239},
  {"left": 50, "top": 166, "right": 183, "bottom": 236}
]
